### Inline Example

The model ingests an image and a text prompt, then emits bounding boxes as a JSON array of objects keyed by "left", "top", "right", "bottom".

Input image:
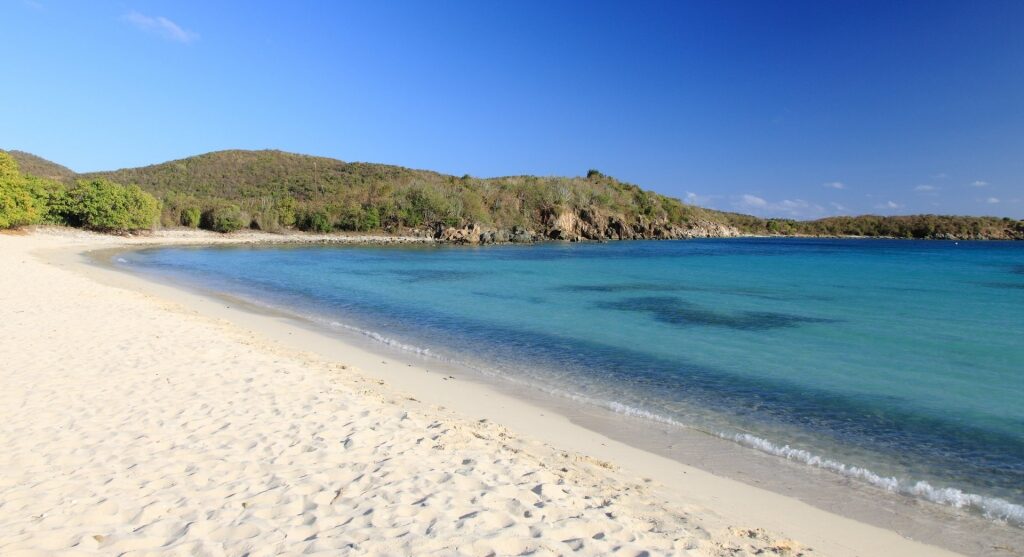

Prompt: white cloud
[
  {"left": 739, "top": 194, "right": 767, "bottom": 208},
  {"left": 684, "top": 191, "right": 719, "bottom": 207},
  {"left": 986, "top": 197, "right": 1001, "bottom": 204},
  {"left": 874, "top": 201, "right": 901, "bottom": 210},
  {"left": 914, "top": 184, "right": 935, "bottom": 192},
  {"left": 932, "top": 172, "right": 949, "bottom": 180},
  {"left": 829, "top": 202, "right": 848, "bottom": 212},
  {"left": 734, "top": 195, "right": 827, "bottom": 218},
  {"left": 971, "top": 180, "right": 988, "bottom": 188},
  {"left": 823, "top": 181, "right": 846, "bottom": 190},
  {"left": 122, "top": 11, "right": 198, "bottom": 43}
]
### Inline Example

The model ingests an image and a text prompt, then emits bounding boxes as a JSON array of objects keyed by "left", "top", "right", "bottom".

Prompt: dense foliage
[
  {"left": 2, "top": 152, "right": 162, "bottom": 232},
  {"left": 0, "top": 152, "right": 39, "bottom": 228},
  {"left": 200, "top": 203, "right": 245, "bottom": 233},
  {"left": 51, "top": 179, "right": 161, "bottom": 232},
  {"left": 5, "top": 149, "right": 1022, "bottom": 239},
  {"left": 72, "top": 150, "right": 726, "bottom": 234},
  {"left": 746, "top": 215, "right": 1023, "bottom": 240}
]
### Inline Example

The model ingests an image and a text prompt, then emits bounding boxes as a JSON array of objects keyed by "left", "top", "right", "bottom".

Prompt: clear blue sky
[{"left": 3, "top": 1, "right": 1022, "bottom": 218}]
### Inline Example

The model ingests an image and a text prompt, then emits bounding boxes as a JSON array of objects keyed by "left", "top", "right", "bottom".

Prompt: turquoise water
[{"left": 119, "top": 238, "right": 1024, "bottom": 524}]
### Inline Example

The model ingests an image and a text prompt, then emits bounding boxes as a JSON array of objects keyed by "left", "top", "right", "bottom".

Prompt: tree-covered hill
[
  {"left": 4, "top": 148, "right": 1022, "bottom": 241},
  {"left": 2, "top": 150, "right": 75, "bottom": 182},
  {"left": 74, "top": 149, "right": 741, "bottom": 240}
]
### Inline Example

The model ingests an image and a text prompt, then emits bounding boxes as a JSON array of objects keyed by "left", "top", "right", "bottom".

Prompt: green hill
[
  {"left": 76, "top": 149, "right": 740, "bottom": 240},
  {"left": 3, "top": 150, "right": 75, "bottom": 182},
  {"left": 8, "top": 148, "right": 1024, "bottom": 241}
]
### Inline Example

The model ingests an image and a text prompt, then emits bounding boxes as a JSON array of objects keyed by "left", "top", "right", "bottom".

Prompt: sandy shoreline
[{"left": 0, "top": 229, "right": 975, "bottom": 556}]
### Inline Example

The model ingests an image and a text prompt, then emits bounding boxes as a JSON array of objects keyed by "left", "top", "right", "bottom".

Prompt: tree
[
  {"left": 181, "top": 207, "right": 201, "bottom": 228},
  {"left": 297, "top": 209, "right": 331, "bottom": 233},
  {"left": 200, "top": 204, "right": 246, "bottom": 233},
  {"left": 58, "top": 179, "right": 160, "bottom": 232},
  {"left": 0, "top": 152, "right": 39, "bottom": 228}
]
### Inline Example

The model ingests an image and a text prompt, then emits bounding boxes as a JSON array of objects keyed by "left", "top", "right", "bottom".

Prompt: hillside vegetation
[
  {"left": 0, "top": 152, "right": 159, "bottom": 232},
  {"left": 74, "top": 150, "right": 740, "bottom": 240},
  {"left": 4, "top": 149, "right": 1022, "bottom": 241},
  {"left": 4, "top": 150, "right": 75, "bottom": 182}
]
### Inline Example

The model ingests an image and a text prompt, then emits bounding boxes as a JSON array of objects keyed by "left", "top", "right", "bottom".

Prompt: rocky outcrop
[
  {"left": 430, "top": 209, "right": 743, "bottom": 244},
  {"left": 541, "top": 208, "right": 741, "bottom": 242}
]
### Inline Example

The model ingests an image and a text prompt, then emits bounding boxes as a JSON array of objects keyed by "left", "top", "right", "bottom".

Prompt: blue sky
[{"left": 3, "top": 1, "right": 1022, "bottom": 218}]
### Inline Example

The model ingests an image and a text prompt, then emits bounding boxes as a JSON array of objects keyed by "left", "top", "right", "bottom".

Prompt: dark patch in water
[
  {"left": 471, "top": 291, "right": 546, "bottom": 304},
  {"left": 600, "top": 296, "right": 835, "bottom": 330},
  {"left": 349, "top": 269, "right": 482, "bottom": 283},
  {"left": 391, "top": 269, "right": 481, "bottom": 282},
  {"left": 559, "top": 283, "right": 830, "bottom": 302},
  {"left": 561, "top": 283, "right": 686, "bottom": 293},
  {"left": 978, "top": 282, "right": 1024, "bottom": 290}
]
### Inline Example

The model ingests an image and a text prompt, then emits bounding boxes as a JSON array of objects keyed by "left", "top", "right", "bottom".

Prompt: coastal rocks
[
  {"left": 541, "top": 209, "right": 743, "bottom": 242},
  {"left": 432, "top": 223, "right": 541, "bottom": 244},
  {"left": 429, "top": 211, "right": 744, "bottom": 245},
  {"left": 676, "top": 219, "right": 743, "bottom": 239}
]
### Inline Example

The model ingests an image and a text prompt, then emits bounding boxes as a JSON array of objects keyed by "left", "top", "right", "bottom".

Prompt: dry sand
[{"left": 0, "top": 229, "right": 963, "bottom": 556}]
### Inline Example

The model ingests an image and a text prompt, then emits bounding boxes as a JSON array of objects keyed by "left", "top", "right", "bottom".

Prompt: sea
[{"left": 115, "top": 238, "right": 1024, "bottom": 527}]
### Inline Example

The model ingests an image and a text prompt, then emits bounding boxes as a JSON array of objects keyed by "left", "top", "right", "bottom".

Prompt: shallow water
[{"left": 119, "top": 238, "right": 1024, "bottom": 525}]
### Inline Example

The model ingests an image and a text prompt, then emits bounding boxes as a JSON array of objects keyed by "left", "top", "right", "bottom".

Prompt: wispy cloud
[
  {"left": 971, "top": 180, "right": 988, "bottom": 188},
  {"left": 874, "top": 200, "right": 901, "bottom": 210},
  {"left": 122, "top": 11, "right": 198, "bottom": 44},
  {"left": 822, "top": 181, "right": 846, "bottom": 190},
  {"left": 734, "top": 194, "right": 828, "bottom": 219},
  {"left": 932, "top": 172, "right": 949, "bottom": 180},
  {"left": 986, "top": 197, "right": 1001, "bottom": 204},
  {"left": 913, "top": 184, "right": 936, "bottom": 193},
  {"left": 738, "top": 194, "right": 767, "bottom": 208},
  {"left": 684, "top": 192, "right": 720, "bottom": 207}
]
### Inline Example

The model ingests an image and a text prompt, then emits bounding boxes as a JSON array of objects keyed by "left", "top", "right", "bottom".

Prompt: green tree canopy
[
  {"left": 0, "top": 152, "right": 39, "bottom": 228},
  {"left": 56, "top": 178, "right": 161, "bottom": 232}
]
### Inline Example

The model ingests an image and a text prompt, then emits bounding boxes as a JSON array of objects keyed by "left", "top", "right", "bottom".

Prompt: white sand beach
[{"left": 0, "top": 229, "right": 963, "bottom": 556}]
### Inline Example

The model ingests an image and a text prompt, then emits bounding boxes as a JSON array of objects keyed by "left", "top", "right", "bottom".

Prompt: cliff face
[{"left": 433, "top": 208, "right": 742, "bottom": 244}]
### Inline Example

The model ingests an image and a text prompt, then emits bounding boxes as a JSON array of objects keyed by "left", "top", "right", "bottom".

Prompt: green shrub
[
  {"left": 180, "top": 207, "right": 201, "bottom": 228},
  {"left": 297, "top": 210, "right": 332, "bottom": 233},
  {"left": 249, "top": 208, "right": 280, "bottom": 232},
  {"left": 57, "top": 179, "right": 160, "bottom": 232},
  {"left": 200, "top": 204, "right": 245, "bottom": 233},
  {"left": 0, "top": 152, "right": 40, "bottom": 228},
  {"left": 336, "top": 205, "right": 381, "bottom": 231},
  {"left": 276, "top": 197, "right": 297, "bottom": 228},
  {"left": 23, "top": 175, "right": 67, "bottom": 224}
]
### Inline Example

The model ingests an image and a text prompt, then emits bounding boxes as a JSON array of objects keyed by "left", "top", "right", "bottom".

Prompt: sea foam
[{"left": 727, "top": 432, "right": 1024, "bottom": 526}]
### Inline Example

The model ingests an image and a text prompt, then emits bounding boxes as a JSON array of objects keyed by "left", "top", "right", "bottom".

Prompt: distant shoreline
[{"left": 17, "top": 224, "right": 1023, "bottom": 249}]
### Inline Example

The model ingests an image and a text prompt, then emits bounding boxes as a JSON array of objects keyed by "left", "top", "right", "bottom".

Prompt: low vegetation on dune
[{"left": 2, "top": 149, "right": 1022, "bottom": 240}]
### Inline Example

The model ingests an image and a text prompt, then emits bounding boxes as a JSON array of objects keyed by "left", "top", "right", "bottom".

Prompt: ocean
[{"left": 116, "top": 238, "right": 1024, "bottom": 525}]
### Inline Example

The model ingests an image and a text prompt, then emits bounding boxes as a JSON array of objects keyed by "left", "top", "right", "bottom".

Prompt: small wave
[
  {"left": 727, "top": 432, "right": 1024, "bottom": 526},
  {"left": 115, "top": 257, "right": 129, "bottom": 263},
  {"left": 327, "top": 320, "right": 435, "bottom": 357}
]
